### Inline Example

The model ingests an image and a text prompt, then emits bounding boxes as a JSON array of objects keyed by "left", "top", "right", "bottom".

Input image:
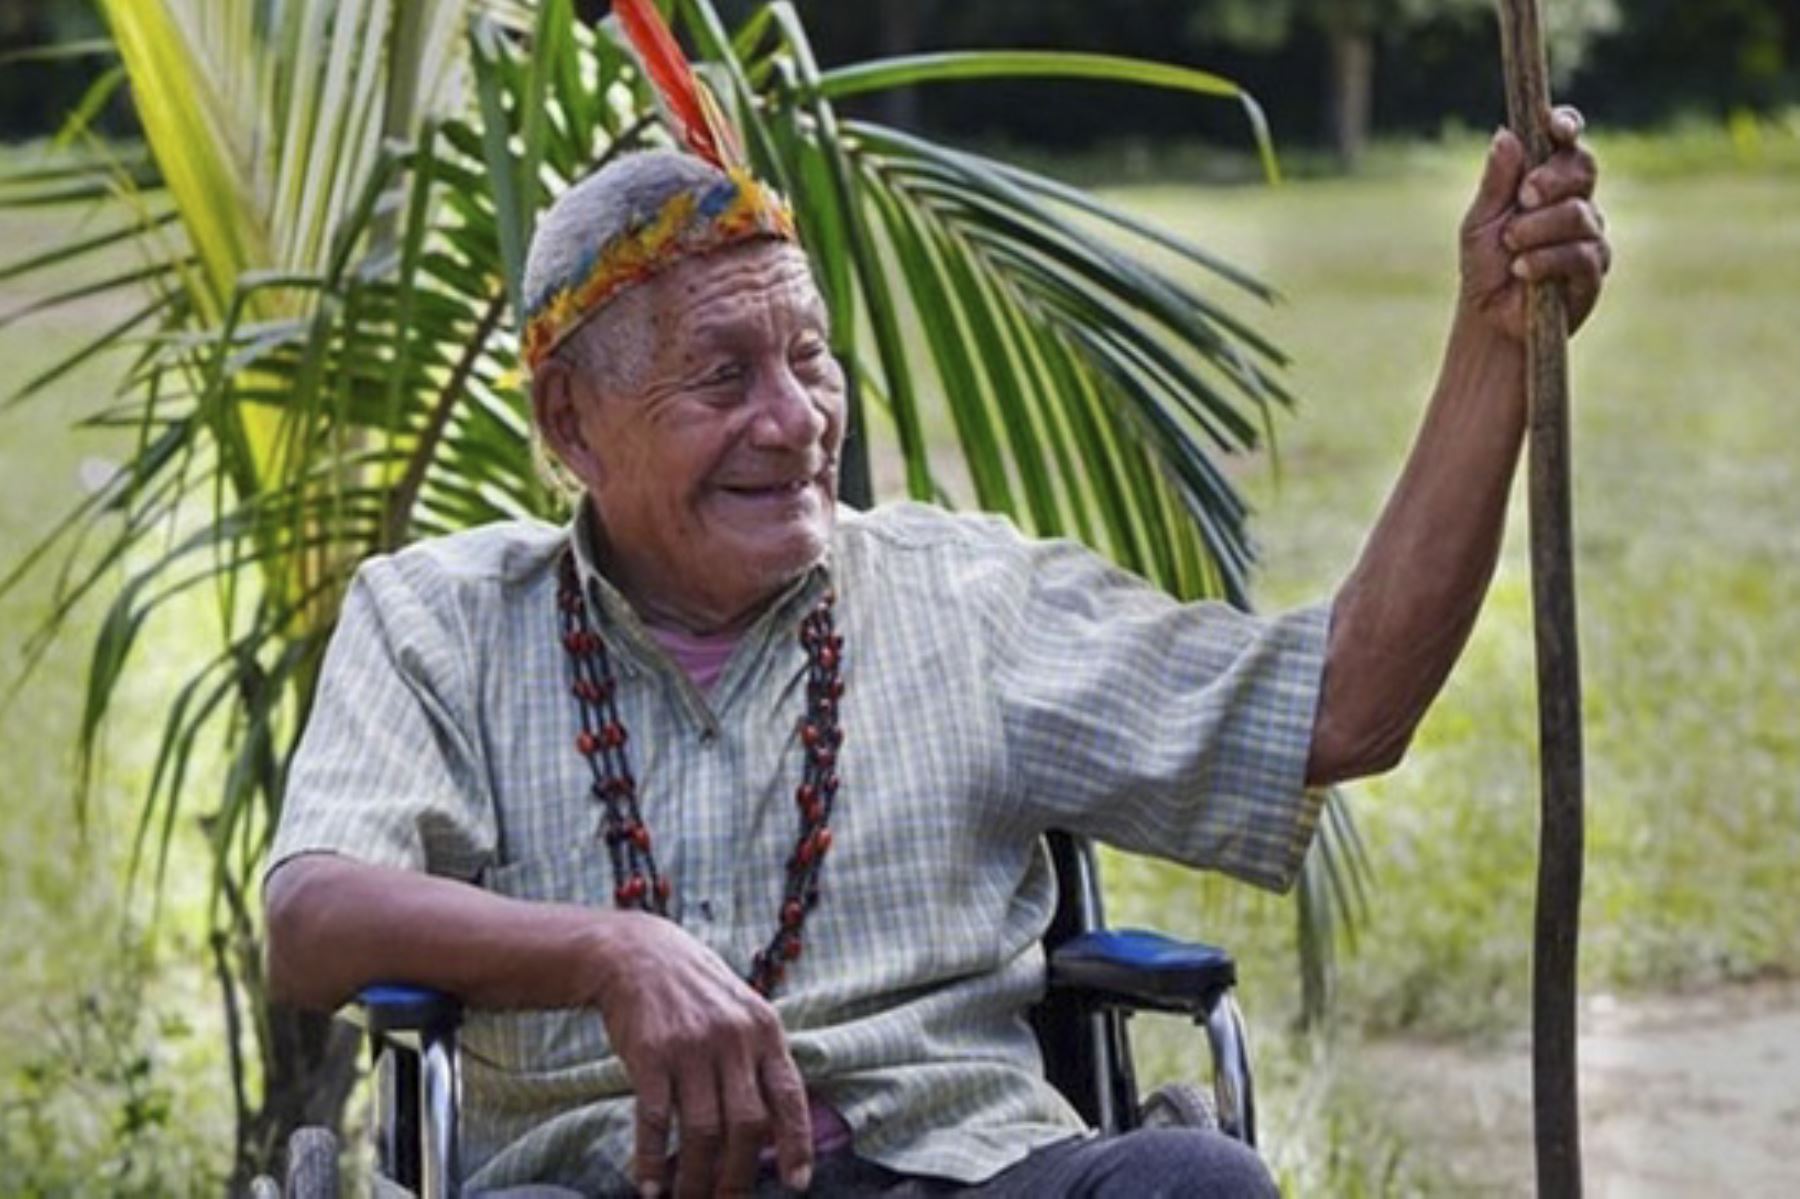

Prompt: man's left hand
[{"left": 1459, "top": 106, "right": 1610, "bottom": 341}]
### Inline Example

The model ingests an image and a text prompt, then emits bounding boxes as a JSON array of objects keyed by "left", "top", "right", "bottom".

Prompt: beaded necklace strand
[{"left": 556, "top": 551, "right": 844, "bottom": 997}]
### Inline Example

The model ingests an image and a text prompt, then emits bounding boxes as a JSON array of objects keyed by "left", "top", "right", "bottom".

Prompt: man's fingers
[
  {"left": 1549, "top": 105, "right": 1586, "bottom": 145},
  {"left": 1519, "top": 143, "right": 1598, "bottom": 211},
  {"left": 1510, "top": 240, "right": 1610, "bottom": 285},
  {"left": 633, "top": 1071, "right": 675, "bottom": 1198},
  {"left": 1504, "top": 199, "right": 1605, "bottom": 253},
  {"left": 760, "top": 1051, "right": 815, "bottom": 1192},
  {"left": 1465, "top": 127, "right": 1527, "bottom": 229},
  {"left": 672, "top": 1061, "right": 724, "bottom": 1199},
  {"left": 716, "top": 1052, "right": 772, "bottom": 1197}
]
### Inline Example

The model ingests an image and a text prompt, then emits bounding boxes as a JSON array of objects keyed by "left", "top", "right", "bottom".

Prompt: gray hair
[
  {"left": 524, "top": 149, "right": 732, "bottom": 309},
  {"left": 525, "top": 149, "right": 734, "bottom": 383}
]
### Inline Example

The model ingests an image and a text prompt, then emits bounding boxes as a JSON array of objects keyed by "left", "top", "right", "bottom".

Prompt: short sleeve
[
  {"left": 994, "top": 537, "right": 1330, "bottom": 893},
  {"left": 268, "top": 555, "right": 497, "bottom": 882}
]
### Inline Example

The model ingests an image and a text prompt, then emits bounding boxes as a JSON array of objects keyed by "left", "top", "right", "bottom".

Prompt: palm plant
[{"left": 1, "top": 0, "right": 1366, "bottom": 1176}]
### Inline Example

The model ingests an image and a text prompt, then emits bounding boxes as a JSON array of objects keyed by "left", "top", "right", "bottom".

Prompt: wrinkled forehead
[{"left": 649, "top": 241, "right": 828, "bottom": 347}]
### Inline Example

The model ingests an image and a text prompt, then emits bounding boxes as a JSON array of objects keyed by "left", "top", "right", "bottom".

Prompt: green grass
[{"left": 3, "top": 126, "right": 1796, "bottom": 1191}]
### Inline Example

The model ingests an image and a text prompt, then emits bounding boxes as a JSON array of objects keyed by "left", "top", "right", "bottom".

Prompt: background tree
[
  {"left": 758, "top": 1, "right": 1793, "bottom": 167},
  {"left": 10, "top": 1, "right": 1797, "bottom": 158},
  {"left": 1196, "top": 0, "right": 1620, "bottom": 166}
]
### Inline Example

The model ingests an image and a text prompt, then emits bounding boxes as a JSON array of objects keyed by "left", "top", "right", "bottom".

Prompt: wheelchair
[{"left": 263, "top": 831, "right": 1256, "bottom": 1197}]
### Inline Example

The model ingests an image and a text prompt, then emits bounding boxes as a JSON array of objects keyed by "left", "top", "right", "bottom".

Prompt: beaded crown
[{"left": 521, "top": 168, "right": 797, "bottom": 371}]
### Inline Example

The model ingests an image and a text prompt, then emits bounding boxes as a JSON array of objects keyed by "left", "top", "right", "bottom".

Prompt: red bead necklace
[{"left": 556, "top": 551, "right": 844, "bottom": 997}]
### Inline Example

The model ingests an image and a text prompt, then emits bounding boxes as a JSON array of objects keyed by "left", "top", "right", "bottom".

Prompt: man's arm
[
  {"left": 1307, "top": 112, "right": 1608, "bottom": 786},
  {"left": 265, "top": 854, "right": 814, "bottom": 1195},
  {"left": 267, "top": 853, "right": 621, "bottom": 1010}
]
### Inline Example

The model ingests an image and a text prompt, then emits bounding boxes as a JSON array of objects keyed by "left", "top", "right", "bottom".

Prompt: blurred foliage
[
  {"left": 7, "top": 2, "right": 1797, "bottom": 150},
  {"left": 772, "top": 0, "right": 1795, "bottom": 155},
  {"left": 1195, "top": 0, "right": 1620, "bottom": 79},
  {"left": 1199, "top": 0, "right": 1619, "bottom": 165},
  {"left": 0, "top": 0, "right": 117, "bottom": 139},
  {"left": 0, "top": 935, "right": 224, "bottom": 1196}
]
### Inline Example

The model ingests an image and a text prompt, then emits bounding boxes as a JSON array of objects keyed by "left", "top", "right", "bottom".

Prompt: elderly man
[{"left": 266, "top": 110, "right": 1608, "bottom": 1196}]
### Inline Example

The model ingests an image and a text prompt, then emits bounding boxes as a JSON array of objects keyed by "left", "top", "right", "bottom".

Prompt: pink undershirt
[
  {"left": 643, "top": 621, "right": 739, "bottom": 694},
  {"left": 640, "top": 620, "right": 856, "bottom": 1158}
]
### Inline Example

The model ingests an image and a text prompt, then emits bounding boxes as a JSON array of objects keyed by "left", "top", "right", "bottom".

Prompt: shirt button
[{"left": 697, "top": 899, "right": 716, "bottom": 922}]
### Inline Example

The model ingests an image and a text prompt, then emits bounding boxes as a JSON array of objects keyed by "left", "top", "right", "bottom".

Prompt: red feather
[{"left": 613, "top": 0, "right": 743, "bottom": 170}]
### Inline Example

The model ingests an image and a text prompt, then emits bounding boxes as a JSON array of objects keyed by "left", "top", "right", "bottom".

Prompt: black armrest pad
[
  {"left": 358, "top": 984, "right": 463, "bottom": 1036},
  {"left": 1047, "top": 929, "right": 1236, "bottom": 1013}
]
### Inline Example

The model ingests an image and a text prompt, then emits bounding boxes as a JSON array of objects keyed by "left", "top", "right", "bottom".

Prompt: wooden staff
[{"left": 1495, "top": 1, "right": 1586, "bottom": 1195}]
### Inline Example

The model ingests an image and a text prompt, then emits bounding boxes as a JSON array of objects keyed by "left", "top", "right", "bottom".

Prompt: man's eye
[
  {"left": 702, "top": 362, "right": 747, "bottom": 387},
  {"left": 792, "top": 337, "right": 830, "bottom": 366}
]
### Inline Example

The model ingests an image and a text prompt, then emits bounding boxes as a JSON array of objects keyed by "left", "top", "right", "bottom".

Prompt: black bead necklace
[{"left": 556, "top": 550, "right": 844, "bottom": 998}]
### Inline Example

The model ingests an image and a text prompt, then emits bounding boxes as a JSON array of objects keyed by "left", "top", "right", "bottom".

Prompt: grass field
[{"left": 2, "top": 129, "right": 1796, "bottom": 1191}]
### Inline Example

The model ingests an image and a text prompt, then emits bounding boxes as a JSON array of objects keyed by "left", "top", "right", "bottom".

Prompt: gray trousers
[
  {"left": 772, "top": 1130, "right": 1277, "bottom": 1198},
  {"left": 477, "top": 1129, "right": 1275, "bottom": 1198}
]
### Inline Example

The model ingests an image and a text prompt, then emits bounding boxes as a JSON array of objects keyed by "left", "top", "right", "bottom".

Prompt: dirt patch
[{"left": 1362, "top": 980, "right": 1800, "bottom": 1196}]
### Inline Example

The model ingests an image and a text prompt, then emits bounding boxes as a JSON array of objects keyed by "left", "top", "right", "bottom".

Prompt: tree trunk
[{"left": 1326, "top": 26, "right": 1375, "bottom": 170}]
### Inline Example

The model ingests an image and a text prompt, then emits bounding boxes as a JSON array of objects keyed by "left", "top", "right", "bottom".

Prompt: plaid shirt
[{"left": 272, "top": 501, "right": 1328, "bottom": 1191}]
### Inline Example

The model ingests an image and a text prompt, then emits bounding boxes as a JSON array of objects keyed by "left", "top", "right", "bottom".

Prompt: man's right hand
[
  {"left": 591, "top": 912, "right": 813, "bottom": 1198},
  {"left": 266, "top": 856, "right": 813, "bottom": 1196}
]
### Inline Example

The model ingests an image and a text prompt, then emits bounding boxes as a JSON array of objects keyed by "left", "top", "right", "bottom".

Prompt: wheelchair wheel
[
  {"left": 284, "top": 1126, "right": 341, "bottom": 1198},
  {"left": 1138, "top": 1082, "right": 1219, "bottom": 1131}
]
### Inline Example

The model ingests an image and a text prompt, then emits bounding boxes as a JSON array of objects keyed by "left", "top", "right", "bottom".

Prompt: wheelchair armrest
[
  {"left": 1047, "top": 929, "right": 1237, "bottom": 1016},
  {"left": 357, "top": 983, "right": 463, "bottom": 1039}
]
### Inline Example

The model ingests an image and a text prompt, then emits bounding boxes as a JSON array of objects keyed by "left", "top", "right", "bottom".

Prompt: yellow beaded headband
[
  {"left": 521, "top": 168, "right": 797, "bottom": 371},
  {"left": 522, "top": 1, "right": 798, "bottom": 373}
]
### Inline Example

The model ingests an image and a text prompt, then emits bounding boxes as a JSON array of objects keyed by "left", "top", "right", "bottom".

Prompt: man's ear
[{"left": 532, "top": 360, "right": 604, "bottom": 488}]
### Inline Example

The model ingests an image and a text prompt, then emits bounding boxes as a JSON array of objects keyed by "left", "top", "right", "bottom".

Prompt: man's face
[{"left": 557, "top": 240, "right": 846, "bottom": 628}]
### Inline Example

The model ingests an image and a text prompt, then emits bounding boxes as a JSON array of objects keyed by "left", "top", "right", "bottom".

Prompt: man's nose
[{"left": 748, "top": 359, "right": 828, "bottom": 449}]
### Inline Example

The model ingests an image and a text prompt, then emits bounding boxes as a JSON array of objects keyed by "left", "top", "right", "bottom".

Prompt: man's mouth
[
  {"left": 722, "top": 478, "right": 813, "bottom": 498},
  {"left": 719, "top": 468, "right": 828, "bottom": 499}
]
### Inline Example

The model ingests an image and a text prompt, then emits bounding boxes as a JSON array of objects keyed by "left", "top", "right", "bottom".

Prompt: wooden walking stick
[{"left": 1495, "top": 1, "right": 1586, "bottom": 1195}]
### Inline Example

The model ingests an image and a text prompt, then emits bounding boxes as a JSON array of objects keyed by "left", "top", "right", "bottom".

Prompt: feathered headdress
[
  {"left": 613, "top": 0, "right": 746, "bottom": 171},
  {"left": 521, "top": 0, "right": 797, "bottom": 372}
]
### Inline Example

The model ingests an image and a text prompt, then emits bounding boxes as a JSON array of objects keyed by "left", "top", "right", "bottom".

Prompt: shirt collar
[{"left": 566, "top": 498, "right": 832, "bottom": 674}]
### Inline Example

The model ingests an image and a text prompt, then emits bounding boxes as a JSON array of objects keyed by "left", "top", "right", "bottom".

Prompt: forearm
[
  {"left": 1307, "top": 313, "right": 1527, "bottom": 785},
  {"left": 264, "top": 853, "right": 619, "bottom": 1012}
]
